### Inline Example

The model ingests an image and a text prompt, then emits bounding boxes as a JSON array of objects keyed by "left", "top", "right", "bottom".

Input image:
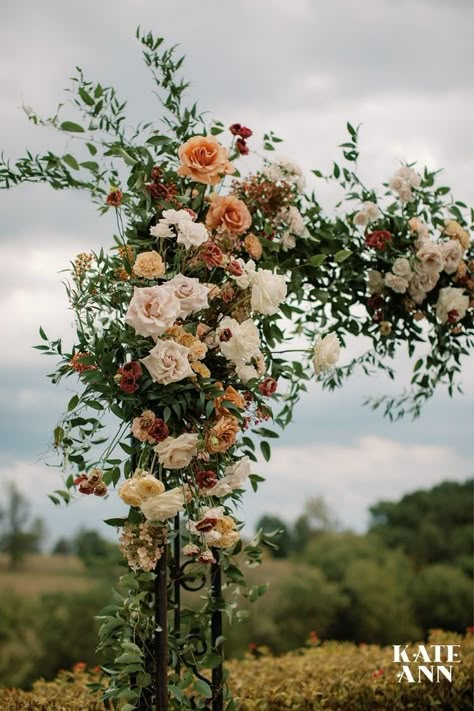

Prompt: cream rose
[
  {"left": 134, "top": 475, "right": 165, "bottom": 500},
  {"left": 141, "top": 487, "right": 185, "bottom": 521},
  {"left": 363, "top": 201, "right": 381, "bottom": 221},
  {"left": 441, "top": 240, "right": 462, "bottom": 274},
  {"left": 142, "top": 340, "right": 194, "bottom": 385},
  {"left": 436, "top": 287, "right": 469, "bottom": 324},
  {"left": 415, "top": 242, "right": 443, "bottom": 275},
  {"left": 176, "top": 135, "right": 235, "bottom": 186},
  {"left": 367, "top": 269, "right": 384, "bottom": 294},
  {"left": 218, "top": 317, "right": 260, "bottom": 363},
  {"left": 154, "top": 433, "right": 199, "bottom": 469},
  {"left": 251, "top": 269, "right": 287, "bottom": 316},
  {"left": 230, "top": 259, "right": 256, "bottom": 289},
  {"left": 313, "top": 334, "right": 340, "bottom": 375},
  {"left": 392, "top": 258, "right": 412, "bottom": 280},
  {"left": 385, "top": 272, "right": 409, "bottom": 294},
  {"left": 118, "top": 478, "right": 142, "bottom": 507},
  {"left": 167, "top": 274, "right": 209, "bottom": 315},
  {"left": 125, "top": 285, "right": 181, "bottom": 339},
  {"left": 353, "top": 211, "right": 369, "bottom": 227}
]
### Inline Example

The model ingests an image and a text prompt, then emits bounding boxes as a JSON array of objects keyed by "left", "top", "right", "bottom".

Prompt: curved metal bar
[{"left": 177, "top": 560, "right": 208, "bottom": 591}]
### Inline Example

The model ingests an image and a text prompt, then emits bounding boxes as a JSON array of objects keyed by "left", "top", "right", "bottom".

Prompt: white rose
[
  {"left": 125, "top": 285, "right": 181, "bottom": 339},
  {"left": 161, "top": 208, "right": 193, "bottom": 228},
  {"left": 167, "top": 274, "right": 209, "bottom": 315},
  {"left": 415, "top": 242, "right": 444, "bottom": 275},
  {"left": 176, "top": 220, "right": 209, "bottom": 250},
  {"left": 230, "top": 259, "right": 256, "bottom": 289},
  {"left": 251, "top": 269, "right": 287, "bottom": 315},
  {"left": 313, "top": 334, "right": 340, "bottom": 375},
  {"left": 384, "top": 272, "right": 409, "bottom": 294},
  {"left": 392, "top": 258, "right": 412, "bottom": 280},
  {"left": 142, "top": 340, "right": 194, "bottom": 385},
  {"left": 211, "top": 456, "right": 251, "bottom": 497},
  {"left": 283, "top": 206, "right": 306, "bottom": 235},
  {"left": 218, "top": 317, "right": 260, "bottom": 363},
  {"left": 134, "top": 474, "right": 166, "bottom": 501},
  {"left": 281, "top": 231, "right": 296, "bottom": 251},
  {"left": 353, "top": 211, "right": 369, "bottom": 227},
  {"left": 154, "top": 433, "right": 199, "bottom": 469},
  {"left": 436, "top": 287, "right": 469, "bottom": 324},
  {"left": 141, "top": 487, "right": 185, "bottom": 521},
  {"left": 263, "top": 156, "right": 305, "bottom": 192},
  {"left": 363, "top": 202, "right": 381, "bottom": 222},
  {"left": 441, "top": 240, "right": 462, "bottom": 274},
  {"left": 398, "top": 186, "right": 414, "bottom": 203},
  {"left": 150, "top": 223, "right": 173, "bottom": 239},
  {"left": 235, "top": 362, "right": 259, "bottom": 383},
  {"left": 367, "top": 269, "right": 384, "bottom": 294}
]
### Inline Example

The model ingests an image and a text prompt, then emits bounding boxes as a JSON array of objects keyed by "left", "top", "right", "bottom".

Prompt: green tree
[
  {"left": 73, "top": 528, "right": 120, "bottom": 571},
  {"left": 413, "top": 564, "right": 473, "bottom": 634},
  {"left": 369, "top": 479, "right": 474, "bottom": 572},
  {"left": 0, "top": 483, "right": 46, "bottom": 569}
]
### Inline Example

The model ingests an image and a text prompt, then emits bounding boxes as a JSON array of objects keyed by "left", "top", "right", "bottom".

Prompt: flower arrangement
[{"left": 1, "top": 28, "right": 472, "bottom": 709}]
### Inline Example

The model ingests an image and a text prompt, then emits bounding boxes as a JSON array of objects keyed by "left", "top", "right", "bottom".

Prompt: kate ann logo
[{"left": 393, "top": 644, "right": 461, "bottom": 683}]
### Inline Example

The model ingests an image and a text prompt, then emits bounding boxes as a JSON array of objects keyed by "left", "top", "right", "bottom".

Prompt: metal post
[
  {"left": 211, "top": 551, "right": 223, "bottom": 711},
  {"left": 173, "top": 514, "right": 181, "bottom": 677},
  {"left": 155, "top": 544, "right": 168, "bottom": 711}
]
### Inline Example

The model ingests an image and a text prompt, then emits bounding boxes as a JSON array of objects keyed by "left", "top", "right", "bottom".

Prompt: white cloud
[{"left": 241, "top": 435, "right": 472, "bottom": 531}]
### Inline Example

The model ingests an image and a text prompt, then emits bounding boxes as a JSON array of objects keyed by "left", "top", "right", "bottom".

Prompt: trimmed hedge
[{"left": 0, "top": 631, "right": 472, "bottom": 710}]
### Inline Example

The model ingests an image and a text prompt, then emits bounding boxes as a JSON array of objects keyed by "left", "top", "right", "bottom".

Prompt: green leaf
[
  {"left": 194, "top": 679, "right": 212, "bottom": 698},
  {"left": 39, "top": 326, "right": 48, "bottom": 340},
  {"left": 104, "top": 517, "right": 127, "bottom": 527},
  {"left": 146, "top": 134, "right": 172, "bottom": 146},
  {"left": 67, "top": 394, "right": 80, "bottom": 411},
  {"left": 260, "top": 441, "right": 271, "bottom": 462},
  {"left": 79, "top": 87, "right": 95, "bottom": 106},
  {"left": 334, "top": 249, "right": 352, "bottom": 263},
  {"left": 60, "top": 121, "right": 85, "bottom": 133},
  {"left": 63, "top": 154, "right": 80, "bottom": 170},
  {"left": 309, "top": 254, "right": 327, "bottom": 268}
]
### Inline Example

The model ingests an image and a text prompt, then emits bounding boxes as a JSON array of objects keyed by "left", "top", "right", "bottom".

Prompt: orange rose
[
  {"left": 215, "top": 385, "right": 245, "bottom": 415},
  {"left": 177, "top": 136, "right": 235, "bottom": 186},
  {"left": 206, "top": 195, "right": 252, "bottom": 235},
  {"left": 243, "top": 233, "right": 263, "bottom": 260},
  {"left": 205, "top": 416, "right": 240, "bottom": 453}
]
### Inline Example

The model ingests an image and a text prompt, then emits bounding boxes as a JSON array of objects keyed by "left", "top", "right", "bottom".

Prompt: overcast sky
[{"left": 0, "top": 0, "right": 473, "bottom": 545}]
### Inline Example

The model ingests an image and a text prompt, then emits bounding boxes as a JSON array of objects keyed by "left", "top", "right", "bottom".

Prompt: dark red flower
[
  {"left": 196, "top": 470, "right": 218, "bottom": 489},
  {"left": 196, "top": 516, "right": 219, "bottom": 532},
  {"left": 372, "top": 669, "right": 384, "bottom": 678},
  {"left": 219, "top": 328, "right": 233, "bottom": 342},
  {"left": 365, "top": 230, "right": 392, "bottom": 250},
  {"left": 236, "top": 138, "right": 249, "bottom": 156},
  {"left": 78, "top": 482, "right": 94, "bottom": 495},
  {"left": 93, "top": 482, "right": 108, "bottom": 497},
  {"left": 120, "top": 361, "right": 142, "bottom": 378},
  {"left": 227, "top": 259, "right": 244, "bottom": 276},
  {"left": 367, "top": 295, "right": 384, "bottom": 311},
  {"left": 87, "top": 470, "right": 102, "bottom": 487},
  {"left": 230, "top": 123, "right": 253, "bottom": 139},
  {"left": 151, "top": 166, "right": 164, "bottom": 182},
  {"left": 148, "top": 418, "right": 169, "bottom": 443},
  {"left": 258, "top": 377, "right": 277, "bottom": 397},
  {"left": 74, "top": 474, "right": 88, "bottom": 486},
  {"left": 119, "top": 374, "right": 138, "bottom": 394},
  {"left": 200, "top": 241, "right": 225, "bottom": 269},
  {"left": 106, "top": 189, "right": 123, "bottom": 208},
  {"left": 447, "top": 309, "right": 459, "bottom": 324}
]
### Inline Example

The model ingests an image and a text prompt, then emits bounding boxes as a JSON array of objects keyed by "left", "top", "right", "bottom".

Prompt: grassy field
[{"left": 0, "top": 554, "right": 96, "bottom": 595}]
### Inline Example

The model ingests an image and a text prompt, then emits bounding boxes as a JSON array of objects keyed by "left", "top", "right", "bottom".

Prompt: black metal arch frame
[{"left": 145, "top": 513, "right": 224, "bottom": 711}]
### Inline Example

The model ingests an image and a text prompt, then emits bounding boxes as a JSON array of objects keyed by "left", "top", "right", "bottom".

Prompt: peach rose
[
  {"left": 244, "top": 233, "right": 263, "bottom": 260},
  {"left": 215, "top": 385, "right": 245, "bottom": 415},
  {"left": 206, "top": 195, "right": 252, "bottom": 235},
  {"left": 177, "top": 135, "right": 235, "bottom": 186},
  {"left": 206, "top": 416, "right": 240, "bottom": 453}
]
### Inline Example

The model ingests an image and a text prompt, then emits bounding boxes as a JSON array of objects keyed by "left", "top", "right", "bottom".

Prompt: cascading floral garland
[{"left": 1, "top": 29, "right": 473, "bottom": 710}]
